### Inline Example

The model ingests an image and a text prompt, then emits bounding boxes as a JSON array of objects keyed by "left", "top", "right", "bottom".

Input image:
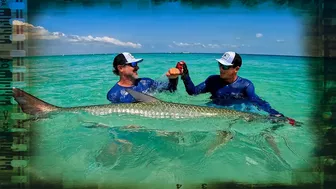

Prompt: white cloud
[
  {"left": 171, "top": 42, "right": 250, "bottom": 49},
  {"left": 207, "top": 44, "right": 220, "bottom": 48},
  {"left": 256, "top": 33, "right": 263, "bottom": 38},
  {"left": 173, "top": 41, "right": 191, "bottom": 46},
  {"left": 52, "top": 32, "right": 66, "bottom": 37},
  {"left": 66, "top": 35, "right": 142, "bottom": 48},
  {"left": 12, "top": 20, "right": 63, "bottom": 40},
  {"left": 172, "top": 41, "right": 220, "bottom": 48},
  {"left": 12, "top": 20, "right": 142, "bottom": 48},
  {"left": 276, "top": 39, "right": 285, "bottom": 42}
]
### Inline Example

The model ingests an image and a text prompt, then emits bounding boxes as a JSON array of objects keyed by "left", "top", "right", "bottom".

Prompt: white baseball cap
[
  {"left": 122, "top": 52, "right": 143, "bottom": 64},
  {"left": 216, "top": 51, "right": 242, "bottom": 67}
]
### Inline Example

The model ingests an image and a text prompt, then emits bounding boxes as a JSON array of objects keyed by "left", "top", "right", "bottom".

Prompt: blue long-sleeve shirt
[
  {"left": 107, "top": 77, "right": 178, "bottom": 103},
  {"left": 181, "top": 75, "right": 282, "bottom": 115}
]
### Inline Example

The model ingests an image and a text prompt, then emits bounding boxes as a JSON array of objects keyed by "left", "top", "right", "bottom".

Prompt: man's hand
[
  {"left": 270, "top": 113, "right": 298, "bottom": 126},
  {"left": 286, "top": 117, "right": 297, "bottom": 126},
  {"left": 176, "top": 61, "right": 189, "bottom": 79},
  {"left": 166, "top": 68, "right": 181, "bottom": 79}
]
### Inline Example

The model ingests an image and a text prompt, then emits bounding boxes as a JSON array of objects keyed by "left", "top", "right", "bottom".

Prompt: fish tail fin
[{"left": 12, "top": 87, "right": 59, "bottom": 115}]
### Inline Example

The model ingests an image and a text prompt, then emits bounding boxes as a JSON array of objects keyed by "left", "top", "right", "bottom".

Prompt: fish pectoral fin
[
  {"left": 262, "top": 132, "right": 283, "bottom": 159},
  {"left": 206, "top": 130, "right": 233, "bottom": 156},
  {"left": 115, "top": 139, "right": 133, "bottom": 153},
  {"left": 205, "top": 141, "right": 227, "bottom": 157},
  {"left": 125, "top": 88, "right": 159, "bottom": 103}
]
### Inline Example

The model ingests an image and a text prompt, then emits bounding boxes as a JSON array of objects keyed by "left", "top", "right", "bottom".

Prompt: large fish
[{"left": 12, "top": 87, "right": 301, "bottom": 126}]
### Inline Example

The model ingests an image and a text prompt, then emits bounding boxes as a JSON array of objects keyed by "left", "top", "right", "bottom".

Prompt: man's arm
[
  {"left": 146, "top": 67, "right": 181, "bottom": 93},
  {"left": 181, "top": 75, "right": 208, "bottom": 95},
  {"left": 150, "top": 78, "right": 179, "bottom": 93},
  {"left": 177, "top": 61, "right": 208, "bottom": 95},
  {"left": 167, "top": 78, "right": 178, "bottom": 92},
  {"left": 245, "top": 83, "right": 300, "bottom": 126},
  {"left": 107, "top": 78, "right": 176, "bottom": 103},
  {"left": 245, "top": 83, "right": 283, "bottom": 116}
]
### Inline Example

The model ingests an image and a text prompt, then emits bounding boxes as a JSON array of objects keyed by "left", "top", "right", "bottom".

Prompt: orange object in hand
[{"left": 166, "top": 68, "right": 181, "bottom": 79}]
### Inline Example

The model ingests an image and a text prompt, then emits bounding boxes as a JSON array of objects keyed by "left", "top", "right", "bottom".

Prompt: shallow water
[{"left": 16, "top": 53, "right": 320, "bottom": 187}]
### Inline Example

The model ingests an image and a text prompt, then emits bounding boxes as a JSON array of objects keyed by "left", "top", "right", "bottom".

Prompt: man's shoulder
[
  {"left": 107, "top": 83, "right": 124, "bottom": 102},
  {"left": 238, "top": 76, "right": 253, "bottom": 83},
  {"left": 236, "top": 76, "right": 254, "bottom": 87},
  {"left": 206, "top": 75, "right": 220, "bottom": 81},
  {"left": 107, "top": 83, "right": 123, "bottom": 94}
]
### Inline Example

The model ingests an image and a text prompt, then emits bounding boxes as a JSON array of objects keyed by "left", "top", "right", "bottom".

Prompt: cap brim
[
  {"left": 126, "top": 58, "right": 143, "bottom": 64},
  {"left": 216, "top": 58, "right": 233, "bottom": 66}
]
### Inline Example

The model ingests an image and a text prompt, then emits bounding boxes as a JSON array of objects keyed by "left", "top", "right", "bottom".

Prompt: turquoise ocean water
[{"left": 17, "top": 53, "right": 321, "bottom": 188}]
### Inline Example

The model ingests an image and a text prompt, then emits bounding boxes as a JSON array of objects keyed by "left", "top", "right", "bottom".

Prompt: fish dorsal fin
[{"left": 125, "top": 89, "right": 159, "bottom": 103}]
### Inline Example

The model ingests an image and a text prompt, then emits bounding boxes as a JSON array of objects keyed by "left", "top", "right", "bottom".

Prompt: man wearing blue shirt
[
  {"left": 177, "top": 51, "right": 284, "bottom": 118},
  {"left": 103, "top": 52, "right": 186, "bottom": 158},
  {"left": 107, "top": 52, "right": 180, "bottom": 103}
]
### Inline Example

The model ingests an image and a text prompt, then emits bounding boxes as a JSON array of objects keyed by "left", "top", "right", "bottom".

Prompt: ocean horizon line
[{"left": 24, "top": 52, "right": 322, "bottom": 59}]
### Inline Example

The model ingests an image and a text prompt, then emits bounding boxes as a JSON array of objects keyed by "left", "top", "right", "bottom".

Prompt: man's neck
[{"left": 118, "top": 77, "right": 136, "bottom": 87}]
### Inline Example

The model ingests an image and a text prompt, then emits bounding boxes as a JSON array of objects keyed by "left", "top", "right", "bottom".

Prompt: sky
[{"left": 22, "top": 1, "right": 306, "bottom": 56}]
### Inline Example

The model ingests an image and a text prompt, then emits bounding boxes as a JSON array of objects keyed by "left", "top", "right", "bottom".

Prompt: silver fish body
[
  {"left": 61, "top": 101, "right": 263, "bottom": 120},
  {"left": 12, "top": 87, "right": 294, "bottom": 125}
]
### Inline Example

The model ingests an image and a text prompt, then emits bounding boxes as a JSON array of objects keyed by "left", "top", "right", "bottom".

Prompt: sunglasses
[
  {"left": 218, "top": 62, "right": 233, "bottom": 70},
  {"left": 125, "top": 62, "right": 138, "bottom": 68}
]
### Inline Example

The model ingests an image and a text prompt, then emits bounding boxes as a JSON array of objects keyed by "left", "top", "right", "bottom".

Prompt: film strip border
[
  {"left": 318, "top": 0, "right": 336, "bottom": 188},
  {"left": 0, "top": 0, "right": 28, "bottom": 189}
]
